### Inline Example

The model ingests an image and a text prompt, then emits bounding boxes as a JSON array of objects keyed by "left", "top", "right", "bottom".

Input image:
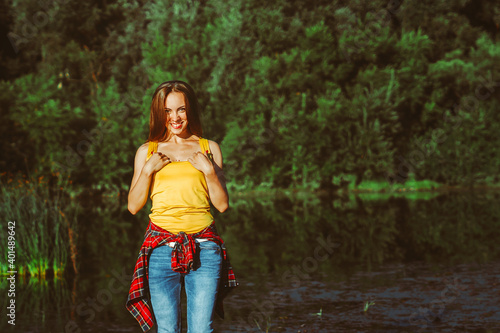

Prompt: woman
[{"left": 125, "top": 81, "right": 238, "bottom": 333}]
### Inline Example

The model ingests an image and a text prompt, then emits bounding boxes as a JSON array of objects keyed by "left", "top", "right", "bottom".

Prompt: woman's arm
[
  {"left": 205, "top": 140, "right": 229, "bottom": 213},
  {"left": 187, "top": 140, "right": 229, "bottom": 213},
  {"left": 128, "top": 143, "right": 171, "bottom": 215}
]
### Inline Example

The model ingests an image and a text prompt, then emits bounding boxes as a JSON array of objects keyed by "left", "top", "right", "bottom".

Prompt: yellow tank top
[{"left": 147, "top": 138, "right": 214, "bottom": 234}]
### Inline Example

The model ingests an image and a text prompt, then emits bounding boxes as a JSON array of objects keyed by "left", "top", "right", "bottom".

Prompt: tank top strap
[
  {"left": 199, "top": 138, "right": 214, "bottom": 163},
  {"left": 146, "top": 141, "right": 158, "bottom": 161}
]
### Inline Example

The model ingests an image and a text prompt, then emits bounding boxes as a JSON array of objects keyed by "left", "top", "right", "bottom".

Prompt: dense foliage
[{"left": 1, "top": 0, "right": 499, "bottom": 192}]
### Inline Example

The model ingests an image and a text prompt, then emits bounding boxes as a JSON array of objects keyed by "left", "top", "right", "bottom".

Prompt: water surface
[{"left": 1, "top": 190, "right": 499, "bottom": 332}]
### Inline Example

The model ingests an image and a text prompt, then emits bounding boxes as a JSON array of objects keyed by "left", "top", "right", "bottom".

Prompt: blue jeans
[{"left": 148, "top": 240, "right": 222, "bottom": 333}]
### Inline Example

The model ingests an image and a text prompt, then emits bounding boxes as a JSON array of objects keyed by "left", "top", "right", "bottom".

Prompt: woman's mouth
[{"left": 171, "top": 122, "right": 182, "bottom": 129}]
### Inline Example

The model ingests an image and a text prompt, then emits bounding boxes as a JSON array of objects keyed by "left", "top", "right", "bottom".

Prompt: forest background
[
  {"left": 2, "top": 2, "right": 500, "bottom": 329},
  {"left": 1, "top": 0, "right": 500, "bottom": 196}
]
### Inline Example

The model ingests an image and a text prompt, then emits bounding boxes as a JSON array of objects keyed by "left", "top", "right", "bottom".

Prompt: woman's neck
[{"left": 165, "top": 133, "right": 197, "bottom": 144}]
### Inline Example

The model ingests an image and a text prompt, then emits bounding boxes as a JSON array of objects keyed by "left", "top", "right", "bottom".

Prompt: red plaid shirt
[{"left": 126, "top": 220, "right": 238, "bottom": 332}]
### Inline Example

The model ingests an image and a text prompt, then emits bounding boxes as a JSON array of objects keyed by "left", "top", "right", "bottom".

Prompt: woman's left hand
[{"left": 187, "top": 151, "right": 215, "bottom": 175}]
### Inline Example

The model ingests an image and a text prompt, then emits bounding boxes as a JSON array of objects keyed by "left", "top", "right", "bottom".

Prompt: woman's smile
[{"left": 170, "top": 121, "right": 183, "bottom": 130}]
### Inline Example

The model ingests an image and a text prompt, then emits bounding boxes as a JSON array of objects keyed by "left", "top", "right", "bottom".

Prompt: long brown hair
[{"left": 147, "top": 80, "right": 203, "bottom": 142}]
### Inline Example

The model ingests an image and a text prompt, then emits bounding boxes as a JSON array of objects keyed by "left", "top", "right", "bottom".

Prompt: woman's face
[{"left": 164, "top": 91, "right": 190, "bottom": 136}]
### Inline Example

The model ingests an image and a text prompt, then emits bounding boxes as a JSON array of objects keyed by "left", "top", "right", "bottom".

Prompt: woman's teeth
[{"left": 171, "top": 122, "right": 182, "bottom": 129}]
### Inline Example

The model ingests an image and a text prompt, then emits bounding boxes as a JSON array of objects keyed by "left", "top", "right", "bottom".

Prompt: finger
[{"left": 199, "top": 151, "right": 209, "bottom": 160}]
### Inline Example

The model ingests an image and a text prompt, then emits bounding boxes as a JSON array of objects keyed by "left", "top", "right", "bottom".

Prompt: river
[{"left": 1, "top": 189, "right": 499, "bottom": 332}]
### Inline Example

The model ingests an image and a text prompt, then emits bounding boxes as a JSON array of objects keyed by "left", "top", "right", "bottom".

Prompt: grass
[
  {"left": 0, "top": 172, "right": 78, "bottom": 278},
  {"left": 364, "top": 301, "right": 376, "bottom": 312},
  {"left": 348, "top": 175, "right": 443, "bottom": 193},
  {"left": 254, "top": 316, "right": 272, "bottom": 333},
  {"left": 227, "top": 173, "right": 446, "bottom": 198}
]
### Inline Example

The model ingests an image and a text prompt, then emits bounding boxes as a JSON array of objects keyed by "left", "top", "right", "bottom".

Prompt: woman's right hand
[
  {"left": 144, "top": 151, "right": 171, "bottom": 176},
  {"left": 128, "top": 145, "right": 171, "bottom": 215}
]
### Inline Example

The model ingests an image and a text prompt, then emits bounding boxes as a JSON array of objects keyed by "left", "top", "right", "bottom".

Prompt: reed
[
  {"left": 0, "top": 172, "right": 78, "bottom": 278},
  {"left": 0, "top": 260, "right": 8, "bottom": 275}
]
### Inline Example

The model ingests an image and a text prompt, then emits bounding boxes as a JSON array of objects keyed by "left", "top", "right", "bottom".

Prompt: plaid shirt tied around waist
[{"left": 126, "top": 220, "right": 238, "bottom": 332}]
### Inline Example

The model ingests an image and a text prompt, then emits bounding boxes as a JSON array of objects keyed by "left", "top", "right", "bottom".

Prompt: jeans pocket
[{"left": 198, "top": 240, "right": 221, "bottom": 254}]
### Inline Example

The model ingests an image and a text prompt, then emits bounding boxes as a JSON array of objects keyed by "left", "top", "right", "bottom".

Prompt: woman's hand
[
  {"left": 143, "top": 151, "right": 172, "bottom": 176},
  {"left": 129, "top": 144, "right": 171, "bottom": 215},
  {"left": 187, "top": 151, "right": 214, "bottom": 175}
]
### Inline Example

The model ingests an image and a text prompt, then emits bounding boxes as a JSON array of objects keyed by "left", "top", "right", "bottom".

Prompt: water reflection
[
  {"left": 0, "top": 276, "right": 74, "bottom": 332},
  {"left": 1, "top": 190, "right": 499, "bottom": 332},
  {"left": 219, "top": 190, "right": 500, "bottom": 276}
]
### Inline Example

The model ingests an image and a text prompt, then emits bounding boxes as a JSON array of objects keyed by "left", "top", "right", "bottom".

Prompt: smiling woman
[{"left": 125, "top": 80, "right": 238, "bottom": 333}]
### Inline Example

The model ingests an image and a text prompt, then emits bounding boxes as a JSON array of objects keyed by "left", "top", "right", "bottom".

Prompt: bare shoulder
[
  {"left": 207, "top": 140, "right": 222, "bottom": 155},
  {"left": 137, "top": 142, "right": 149, "bottom": 153},
  {"left": 135, "top": 142, "right": 150, "bottom": 159},
  {"left": 207, "top": 139, "right": 224, "bottom": 166}
]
